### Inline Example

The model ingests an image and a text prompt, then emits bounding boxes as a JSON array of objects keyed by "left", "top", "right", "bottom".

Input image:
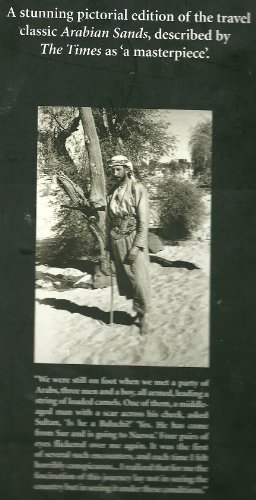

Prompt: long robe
[{"left": 107, "top": 178, "right": 151, "bottom": 314}]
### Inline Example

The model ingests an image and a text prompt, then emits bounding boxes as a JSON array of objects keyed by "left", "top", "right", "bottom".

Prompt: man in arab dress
[{"left": 106, "top": 155, "right": 151, "bottom": 334}]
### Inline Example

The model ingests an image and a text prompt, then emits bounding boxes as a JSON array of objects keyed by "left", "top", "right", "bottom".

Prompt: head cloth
[{"left": 109, "top": 155, "right": 132, "bottom": 168}]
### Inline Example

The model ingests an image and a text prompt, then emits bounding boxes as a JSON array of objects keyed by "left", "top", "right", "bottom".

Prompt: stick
[{"left": 110, "top": 263, "right": 114, "bottom": 326}]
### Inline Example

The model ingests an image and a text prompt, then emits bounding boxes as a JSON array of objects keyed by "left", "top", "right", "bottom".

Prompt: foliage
[
  {"left": 38, "top": 106, "right": 87, "bottom": 185},
  {"left": 91, "top": 107, "right": 176, "bottom": 183},
  {"left": 37, "top": 106, "right": 177, "bottom": 260},
  {"left": 52, "top": 208, "right": 97, "bottom": 260},
  {"left": 37, "top": 107, "right": 92, "bottom": 261},
  {"left": 158, "top": 177, "right": 204, "bottom": 240},
  {"left": 38, "top": 106, "right": 176, "bottom": 184},
  {"left": 148, "top": 159, "right": 191, "bottom": 178},
  {"left": 36, "top": 207, "right": 96, "bottom": 262},
  {"left": 189, "top": 119, "right": 212, "bottom": 187}
]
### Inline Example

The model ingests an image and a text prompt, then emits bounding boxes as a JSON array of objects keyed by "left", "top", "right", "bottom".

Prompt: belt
[{"left": 110, "top": 215, "right": 137, "bottom": 239}]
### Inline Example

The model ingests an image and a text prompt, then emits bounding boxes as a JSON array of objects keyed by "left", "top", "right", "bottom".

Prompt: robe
[{"left": 107, "top": 178, "right": 151, "bottom": 314}]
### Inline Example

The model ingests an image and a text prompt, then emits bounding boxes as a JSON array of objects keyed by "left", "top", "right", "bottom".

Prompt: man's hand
[{"left": 126, "top": 246, "right": 140, "bottom": 264}]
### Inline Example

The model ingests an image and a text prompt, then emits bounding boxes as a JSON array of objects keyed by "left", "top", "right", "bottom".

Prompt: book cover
[{"left": 1, "top": 0, "right": 256, "bottom": 498}]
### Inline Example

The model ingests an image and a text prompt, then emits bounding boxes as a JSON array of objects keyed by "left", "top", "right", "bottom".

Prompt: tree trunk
[
  {"left": 79, "top": 107, "right": 106, "bottom": 207},
  {"left": 79, "top": 107, "right": 111, "bottom": 288},
  {"left": 57, "top": 107, "right": 112, "bottom": 287}
]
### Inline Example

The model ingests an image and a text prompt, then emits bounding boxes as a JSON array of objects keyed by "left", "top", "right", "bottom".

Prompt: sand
[
  {"left": 35, "top": 188, "right": 210, "bottom": 367},
  {"left": 34, "top": 236, "right": 210, "bottom": 367}
]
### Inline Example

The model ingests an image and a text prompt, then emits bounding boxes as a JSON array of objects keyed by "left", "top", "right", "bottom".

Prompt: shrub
[
  {"left": 36, "top": 208, "right": 97, "bottom": 264},
  {"left": 158, "top": 177, "right": 204, "bottom": 240},
  {"left": 189, "top": 119, "right": 212, "bottom": 189},
  {"left": 54, "top": 209, "right": 97, "bottom": 259}
]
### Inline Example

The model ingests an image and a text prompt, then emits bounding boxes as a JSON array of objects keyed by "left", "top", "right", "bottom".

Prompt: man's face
[{"left": 112, "top": 164, "right": 126, "bottom": 181}]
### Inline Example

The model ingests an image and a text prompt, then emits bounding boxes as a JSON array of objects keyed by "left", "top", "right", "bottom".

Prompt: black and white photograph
[{"left": 34, "top": 107, "right": 211, "bottom": 366}]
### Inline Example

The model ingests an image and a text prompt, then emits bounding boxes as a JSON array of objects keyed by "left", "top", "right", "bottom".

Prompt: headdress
[{"left": 108, "top": 155, "right": 134, "bottom": 178}]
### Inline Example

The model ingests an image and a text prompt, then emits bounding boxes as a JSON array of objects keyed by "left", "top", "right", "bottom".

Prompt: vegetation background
[{"left": 37, "top": 107, "right": 212, "bottom": 263}]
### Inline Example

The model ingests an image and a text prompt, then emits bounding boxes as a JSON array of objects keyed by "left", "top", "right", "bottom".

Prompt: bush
[
  {"left": 36, "top": 208, "right": 97, "bottom": 264},
  {"left": 158, "top": 177, "right": 204, "bottom": 240}
]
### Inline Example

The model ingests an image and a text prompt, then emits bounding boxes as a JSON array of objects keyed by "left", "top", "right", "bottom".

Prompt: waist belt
[{"left": 110, "top": 215, "right": 137, "bottom": 240}]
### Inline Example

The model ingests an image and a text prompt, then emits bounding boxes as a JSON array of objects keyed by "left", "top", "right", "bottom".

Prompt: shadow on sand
[
  {"left": 37, "top": 298, "right": 135, "bottom": 326},
  {"left": 150, "top": 255, "right": 200, "bottom": 270}
]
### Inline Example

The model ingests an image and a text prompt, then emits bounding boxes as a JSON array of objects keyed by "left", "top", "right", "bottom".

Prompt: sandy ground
[
  {"left": 35, "top": 183, "right": 210, "bottom": 367},
  {"left": 34, "top": 238, "right": 210, "bottom": 367}
]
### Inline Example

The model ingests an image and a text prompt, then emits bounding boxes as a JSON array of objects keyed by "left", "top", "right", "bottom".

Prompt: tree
[
  {"left": 37, "top": 107, "right": 176, "bottom": 284},
  {"left": 189, "top": 119, "right": 212, "bottom": 187},
  {"left": 56, "top": 107, "right": 110, "bottom": 286},
  {"left": 90, "top": 108, "right": 176, "bottom": 184}
]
